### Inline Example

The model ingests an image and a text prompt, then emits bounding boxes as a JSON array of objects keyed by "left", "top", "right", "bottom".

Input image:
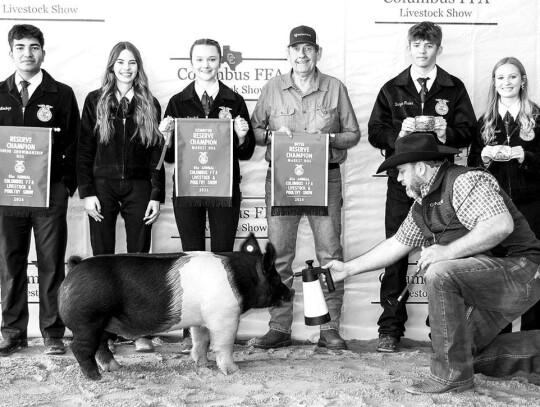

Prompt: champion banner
[
  {"left": 271, "top": 132, "right": 328, "bottom": 216},
  {"left": 174, "top": 118, "right": 233, "bottom": 207},
  {"left": 0, "top": 126, "right": 51, "bottom": 210}
]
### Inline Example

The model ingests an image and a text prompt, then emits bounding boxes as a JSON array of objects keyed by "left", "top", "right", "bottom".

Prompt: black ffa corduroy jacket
[
  {"left": 468, "top": 109, "right": 540, "bottom": 204},
  {"left": 368, "top": 65, "right": 477, "bottom": 178},
  {"left": 77, "top": 89, "right": 165, "bottom": 202},
  {"left": 163, "top": 80, "right": 255, "bottom": 189},
  {"left": 0, "top": 69, "right": 79, "bottom": 195}
]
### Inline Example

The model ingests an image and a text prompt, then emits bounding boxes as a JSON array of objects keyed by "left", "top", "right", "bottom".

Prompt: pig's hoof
[
  {"left": 218, "top": 361, "right": 239, "bottom": 375},
  {"left": 194, "top": 356, "right": 209, "bottom": 367},
  {"left": 83, "top": 369, "right": 102, "bottom": 381},
  {"left": 97, "top": 357, "right": 121, "bottom": 372}
]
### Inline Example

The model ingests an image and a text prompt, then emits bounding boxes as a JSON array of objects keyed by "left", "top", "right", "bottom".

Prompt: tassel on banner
[
  {"left": 271, "top": 206, "right": 329, "bottom": 216},
  {"left": 0, "top": 206, "right": 49, "bottom": 217},
  {"left": 173, "top": 196, "right": 233, "bottom": 208}
]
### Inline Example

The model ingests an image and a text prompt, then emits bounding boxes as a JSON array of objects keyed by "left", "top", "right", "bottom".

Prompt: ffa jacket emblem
[
  {"left": 15, "top": 160, "right": 25, "bottom": 173},
  {"left": 37, "top": 104, "right": 53, "bottom": 122},
  {"left": 435, "top": 99, "right": 449, "bottom": 116},
  {"left": 218, "top": 107, "right": 233, "bottom": 119},
  {"left": 199, "top": 152, "right": 209, "bottom": 165},
  {"left": 520, "top": 128, "right": 535, "bottom": 142},
  {"left": 294, "top": 164, "right": 304, "bottom": 176}
]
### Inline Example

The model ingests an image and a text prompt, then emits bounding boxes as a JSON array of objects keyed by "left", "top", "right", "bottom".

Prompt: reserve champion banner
[
  {"left": 0, "top": 126, "right": 51, "bottom": 208},
  {"left": 271, "top": 132, "right": 328, "bottom": 216},
  {"left": 174, "top": 118, "right": 233, "bottom": 207},
  {"left": 0, "top": 0, "right": 538, "bottom": 340}
]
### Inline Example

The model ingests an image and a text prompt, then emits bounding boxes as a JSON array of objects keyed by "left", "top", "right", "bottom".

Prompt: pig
[{"left": 58, "top": 234, "right": 291, "bottom": 380}]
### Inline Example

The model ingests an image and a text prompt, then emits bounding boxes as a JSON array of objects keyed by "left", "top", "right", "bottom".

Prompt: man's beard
[{"left": 405, "top": 176, "right": 423, "bottom": 200}]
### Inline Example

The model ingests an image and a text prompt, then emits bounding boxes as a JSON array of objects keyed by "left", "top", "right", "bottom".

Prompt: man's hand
[
  {"left": 398, "top": 117, "right": 415, "bottom": 138},
  {"left": 321, "top": 260, "right": 349, "bottom": 283},
  {"left": 433, "top": 117, "right": 447, "bottom": 143},
  {"left": 417, "top": 244, "right": 453, "bottom": 273},
  {"left": 277, "top": 126, "right": 293, "bottom": 138}
]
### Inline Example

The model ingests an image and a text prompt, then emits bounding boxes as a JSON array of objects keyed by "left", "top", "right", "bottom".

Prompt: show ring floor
[{"left": 0, "top": 337, "right": 539, "bottom": 406}]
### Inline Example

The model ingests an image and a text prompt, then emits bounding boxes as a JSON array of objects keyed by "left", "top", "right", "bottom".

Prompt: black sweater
[{"left": 77, "top": 89, "right": 164, "bottom": 202}]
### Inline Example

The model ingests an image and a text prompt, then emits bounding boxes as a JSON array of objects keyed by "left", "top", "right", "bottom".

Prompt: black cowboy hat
[{"left": 376, "top": 132, "right": 460, "bottom": 173}]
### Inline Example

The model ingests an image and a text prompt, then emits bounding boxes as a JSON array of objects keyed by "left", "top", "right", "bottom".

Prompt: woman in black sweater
[{"left": 77, "top": 41, "right": 164, "bottom": 352}]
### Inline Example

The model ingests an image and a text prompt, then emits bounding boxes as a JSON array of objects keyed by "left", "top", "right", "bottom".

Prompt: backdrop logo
[
  {"left": 222, "top": 46, "right": 243, "bottom": 71},
  {"left": 173, "top": 46, "right": 288, "bottom": 101}
]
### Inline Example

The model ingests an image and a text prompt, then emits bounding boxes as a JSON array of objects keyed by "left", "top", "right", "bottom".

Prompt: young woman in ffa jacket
[
  {"left": 77, "top": 42, "right": 164, "bottom": 351},
  {"left": 161, "top": 38, "right": 255, "bottom": 353},
  {"left": 162, "top": 38, "right": 255, "bottom": 252},
  {"left": 468, "top": 57, "right": 540, "bottom": 330}
]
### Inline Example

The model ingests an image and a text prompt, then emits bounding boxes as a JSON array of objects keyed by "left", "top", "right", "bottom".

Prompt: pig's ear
[
  {"left": 240, "top": 232, "right": 261, "bottom": 255},
  {"left": 263, "top": 242, "right": 276, "bottom": 273}
]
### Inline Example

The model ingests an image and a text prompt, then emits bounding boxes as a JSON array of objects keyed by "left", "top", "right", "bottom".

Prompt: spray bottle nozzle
[{"left": 301, "top": 260, "right": 335, "bottom": 292}]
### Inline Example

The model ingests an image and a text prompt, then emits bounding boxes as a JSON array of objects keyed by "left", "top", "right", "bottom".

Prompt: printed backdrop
[{"left": 0, "top": 0, "right": 537, "bottom": 340}]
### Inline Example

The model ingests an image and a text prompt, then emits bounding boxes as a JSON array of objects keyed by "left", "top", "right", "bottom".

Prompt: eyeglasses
[{"left": 289, "top": 45, "right": 317, "bottom": 55}]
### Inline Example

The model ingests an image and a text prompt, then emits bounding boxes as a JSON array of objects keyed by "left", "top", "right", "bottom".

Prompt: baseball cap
[{"left": 289, "top": 25, "right": 317, "bottom": 46}]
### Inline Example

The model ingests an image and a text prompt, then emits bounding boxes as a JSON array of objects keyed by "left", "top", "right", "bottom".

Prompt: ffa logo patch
[
  {"left": 520, "top": 128, "right": 535, "bottom": 142},
  {"left": 435, "top": 99, "right": 449, "bottom": 116},
  {"left": 37, "top": 104, "right": 53, "bottom": 122},
  {"left": 294, "top": 164, "right": 304, "bottom": 176},
  {"left": 218, "top": 107, "right": 233, "bottom": 119},
  {"left": 15, "top": 160, "right": 25, "bottom": 173},
  {"left": 199, "top": 152, "right": 209, "bottom": 165}
]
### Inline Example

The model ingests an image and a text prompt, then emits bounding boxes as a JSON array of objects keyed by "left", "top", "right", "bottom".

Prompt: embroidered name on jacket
[
  {"left": 0, "top": 106, "right": 11, "bottom": 111},
  {"left": 395, "top": 101, "right": 413, "bottom": 107},
  {"left": 429, "top": 199, "right": 444, "bottom": 207}
]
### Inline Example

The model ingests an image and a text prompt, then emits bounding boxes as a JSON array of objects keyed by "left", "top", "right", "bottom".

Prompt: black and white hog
[{"left": 58, "top": 234, "right": 290, "bottom": 380}]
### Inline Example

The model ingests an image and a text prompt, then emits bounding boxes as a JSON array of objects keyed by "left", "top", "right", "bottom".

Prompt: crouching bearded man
[{"left": 324, "top": 132, "right": 540, "bottom": 394}]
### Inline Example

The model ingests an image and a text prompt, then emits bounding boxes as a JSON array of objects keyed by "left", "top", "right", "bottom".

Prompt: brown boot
[
  {"left": 318, "top": 329, "right": 347, "bottom": 350},
  {"left": 247, "top": 329, "right": 292, "bottom": 349}
]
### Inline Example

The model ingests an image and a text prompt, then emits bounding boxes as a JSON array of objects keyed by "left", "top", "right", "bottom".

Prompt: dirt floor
[{"left": 1, "top": 336, "right": 540, "bottom": 407}]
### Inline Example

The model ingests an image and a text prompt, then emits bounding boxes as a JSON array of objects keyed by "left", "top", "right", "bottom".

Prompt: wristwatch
[{"left": 264, "top": 130, "right": 273, "bottom": 144}]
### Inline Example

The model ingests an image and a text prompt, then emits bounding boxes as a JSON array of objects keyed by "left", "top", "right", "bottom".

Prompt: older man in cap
[
  {"left": 249, "top": 25, "right": 360, "bottom": 350},
  {"left": 324, "top": 132, "right": 540, "bottom": 394}
]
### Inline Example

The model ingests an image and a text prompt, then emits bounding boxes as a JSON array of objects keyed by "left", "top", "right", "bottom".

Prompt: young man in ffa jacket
[
  {"left": 367, "top": 21, "right": 476, "bottom": 353},
  {"left": 0, "top": 24, "right": 79, "bottom": 356}
]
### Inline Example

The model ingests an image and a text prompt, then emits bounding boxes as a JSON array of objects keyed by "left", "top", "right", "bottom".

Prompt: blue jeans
[
  {"left": 426, "top": 254, "right": 540, "bottom": 386},
  {"left": 264, "top": 167, "right": 344, "bottom": 333}
]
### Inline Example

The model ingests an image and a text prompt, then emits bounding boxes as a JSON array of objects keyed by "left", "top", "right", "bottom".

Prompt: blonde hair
[
  {"left": 95, "top": 41, "right": 161, "bottom": 147},
  {"left": 481, "top": 57, "right": 537, "bottom": 144}
]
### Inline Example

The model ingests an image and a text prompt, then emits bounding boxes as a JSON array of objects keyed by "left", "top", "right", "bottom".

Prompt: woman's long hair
[
  {"left": 95, "top": 41, "right": 161, "bottom": 147},
  {"left": 481, "top": 57, "right": 537, "bottom": 144}
]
